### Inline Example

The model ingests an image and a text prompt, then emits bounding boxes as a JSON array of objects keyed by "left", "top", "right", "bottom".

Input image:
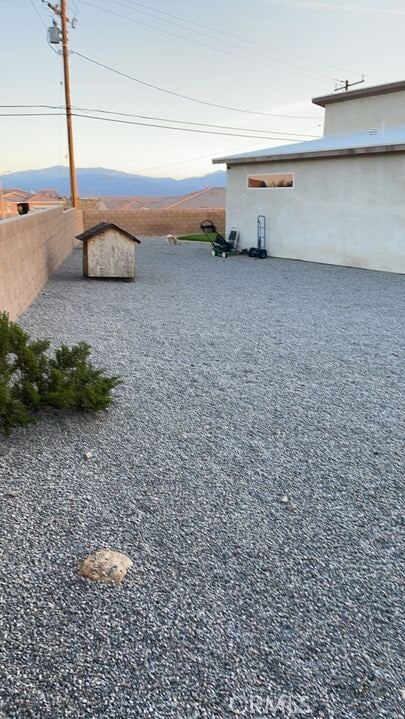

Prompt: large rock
[{"left": 78, "top": 549, "right": 133, "bottom": 584}]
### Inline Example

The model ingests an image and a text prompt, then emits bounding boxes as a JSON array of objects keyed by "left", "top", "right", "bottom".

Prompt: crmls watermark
[{"left": 228, "top": 691, "right": 321, "bottom": 717}]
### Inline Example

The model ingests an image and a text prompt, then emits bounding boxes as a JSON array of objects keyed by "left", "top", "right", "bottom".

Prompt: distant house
[
  {"left": 0, "top": 188, "right": 67, "bottom": 217},
  {"left": 213, "top": 80, "right": 405, "bottom": 274},
  {"left": 78, "top": 198, "right": 108, "bottom": 210},
  {"left": 96, "top": 188, "right": 225, "bottom": 211},
  {"left": 2, "top": 189, "right": 33, "bottom": 203},
  {"left": 31, "top": 189, "right": 60, "bottom": 199},
  {"left": 29, "top": 192, "right": 66, "bottom": 211},
  {"left": 164, "top": 188, "right": 225, "bottom": 209},
  {"left": 0, "top": 199, "right": 18, "bottom": 218},
  {"left": 0, "top": 189, "right": 33, "bottom": 218}
]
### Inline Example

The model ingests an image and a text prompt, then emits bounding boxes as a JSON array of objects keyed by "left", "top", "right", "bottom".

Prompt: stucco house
[{"left": 213, "top": 80, "right": 405, "bottom": 274}]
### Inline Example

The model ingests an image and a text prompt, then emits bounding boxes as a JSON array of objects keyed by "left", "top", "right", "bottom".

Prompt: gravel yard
[{"left": 0, "top": 239, "right": 404, "bottom": 719}]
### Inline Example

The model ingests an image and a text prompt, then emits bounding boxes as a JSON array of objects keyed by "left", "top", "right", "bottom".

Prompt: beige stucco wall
[
  {"left": 0, "top": 207, "right": 83, "bottom": 319},
  {"left": 226, "top": 154, "right": 405, "bottom": 274},
  {"left": 323, "top": 90, "right": 405, "bottom": 135}
]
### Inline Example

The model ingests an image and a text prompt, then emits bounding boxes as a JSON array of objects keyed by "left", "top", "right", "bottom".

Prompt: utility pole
[
  {"left": 46, "top": 1, "right": 79, "bottom": 208},
  {"left": 0, "top": 180, "right": 4, "bottom": 221}
]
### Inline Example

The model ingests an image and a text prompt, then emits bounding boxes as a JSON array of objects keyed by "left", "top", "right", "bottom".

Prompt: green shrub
[{"left": 0, "top": 312, "right": 121, "bottom": 435}]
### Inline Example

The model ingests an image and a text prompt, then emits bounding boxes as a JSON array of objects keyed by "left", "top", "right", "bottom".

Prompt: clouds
[{"left": 275, "top": 0, "right": 405, "bottom": 15}]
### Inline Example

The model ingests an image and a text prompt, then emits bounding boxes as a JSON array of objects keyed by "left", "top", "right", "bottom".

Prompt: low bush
[{"left": 0, "top": 312, "right": 121, "bottom": 435}]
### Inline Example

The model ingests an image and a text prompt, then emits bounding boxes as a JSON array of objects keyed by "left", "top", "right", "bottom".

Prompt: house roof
[
  {"left": 312, "top": 79, "right": 405, "bottom": 108},
  {"left": 76, "top": 222, "right": 141, "bottom": 243},
  {"left": 165, "top": 188, "right": 225, "bottom": 209},
  {"left": 2, "top": 189, "right": 33, "bottom": 201},
  {"left": 30, "top": 191, "right": 63, "bottom": 201},
  {"left": 213, "top": 125, "right": 405, "bottom": 165},
  {"left": 96, "top": 189, "right": 225, "bottom": 210},
  {"left": 78, "top": 198, "right": 105, "bottom": 210},
  {"left": 98, "top": 196, "right": 136, "bottom": 210},
  {"left": 98, "top": 195, "right": 180, "bottom": 210}
]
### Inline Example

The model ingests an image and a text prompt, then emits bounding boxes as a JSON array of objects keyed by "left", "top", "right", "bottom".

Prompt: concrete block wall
[
  {"left": 0, "top": 207, "right": 83, "bottom": 320},
  {"left": 82, "top": 208, "right": 225, "bottom": 236}
]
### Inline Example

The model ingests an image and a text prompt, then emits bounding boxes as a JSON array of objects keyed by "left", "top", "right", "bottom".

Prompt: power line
[
  {"left": 71, "top": 112, "right": 310, "bottom": 140},
  {"left": 0, "top": 104, "right": 320, "bottom": 138},
  {"left": 0, "top": 110, "right": 313, "bottom": 142},
  {"left": 117, "top": 0, "right": 359, "bottom": 77},
  {"left": 29, "top": 0, "right": 47, "bottom": 28},
  {"left": 131, "top": 142, "right": 270, "bottom": 174},
  {"left": 76, "top": 0, "right": 334, "bottom": 82},
  {"left": 83, "top": 0, "right": 336, "bottom": 82},
  {"left": 29, "top": 0, "right": 60, "bottom": 53},
  {"left": 73, "top": 51, "right": 322, "bottom": 120},
  {"left": 71, "top": 0, "right": 80, "bottom": 16},
  {"left": 43, "top": 1, "right": 323, "bottom": 123},
  {"left": 0, "top": 112, "right": 66, "bottom": 117},
  {"left": 74, "top": 106, "right": 319, "bottom": 137}
]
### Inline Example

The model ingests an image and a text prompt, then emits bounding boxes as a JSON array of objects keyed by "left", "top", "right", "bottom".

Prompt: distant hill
[{"left": 0, "top": 166, "right": 226, "bottom": 197}]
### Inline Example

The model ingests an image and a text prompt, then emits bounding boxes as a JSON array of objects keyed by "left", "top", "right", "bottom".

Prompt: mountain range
[{"left": 1, "top": 166, "right": 226, "bottom": 197}]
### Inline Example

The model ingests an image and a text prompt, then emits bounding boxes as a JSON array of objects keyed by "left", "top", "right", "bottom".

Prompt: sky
[{"left": 0, "top": 0, "right": 404, "bottom": 179}]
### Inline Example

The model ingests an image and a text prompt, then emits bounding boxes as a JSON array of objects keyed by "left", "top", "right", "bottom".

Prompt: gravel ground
[{"left": 0, "top": 239, "right": 404, "bottom": 719}]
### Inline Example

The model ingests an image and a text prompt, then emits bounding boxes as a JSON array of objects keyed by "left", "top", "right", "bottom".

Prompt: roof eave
[
  {"left": 213, "top": 143, "right": 405, "bottom": 166},
  {"left": 312, "top": 79, "right": 405, "bottom": 108}
]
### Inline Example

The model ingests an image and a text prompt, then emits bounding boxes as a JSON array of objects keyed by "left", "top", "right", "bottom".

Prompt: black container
[{"left": 17, "top": 202, "right": 30, "bottom": 215}]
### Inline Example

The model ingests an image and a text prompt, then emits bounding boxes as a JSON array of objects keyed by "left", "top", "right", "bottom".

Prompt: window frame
[{"left": 247, "top": 172, "right": 295, "bottom": 190}]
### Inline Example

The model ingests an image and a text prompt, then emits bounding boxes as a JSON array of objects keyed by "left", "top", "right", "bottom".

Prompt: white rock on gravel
[{"left": 78, "top": 549, "right": 133, "bottom": 584}]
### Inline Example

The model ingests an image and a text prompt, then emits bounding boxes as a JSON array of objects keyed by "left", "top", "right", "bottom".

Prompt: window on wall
[{"left": 248, "top": 173, "right": 294, "bottom": 189}]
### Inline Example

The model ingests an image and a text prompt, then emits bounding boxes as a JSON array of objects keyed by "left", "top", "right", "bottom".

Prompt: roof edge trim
[
  {"left": 213, "top": 143, "right": 405, "bottom": 165},
  {"left": 312, "top": 80, "right": 405, "bottom": 108}
]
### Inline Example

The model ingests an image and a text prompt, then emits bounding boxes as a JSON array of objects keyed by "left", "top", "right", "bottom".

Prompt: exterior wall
[
  {"left": 85, "top": 230, "right": 135, "bottom": 279},
  {"left": 0, "top": 207, "right": 83, "bottom": 320},
  {"left": 82, "top": 208, "right": 225, "bottom": 236},
  {"left": 226, "top": 155, "right": 405, "bottom": 274},
  {"left": 323, "top": 90, "right": 405, "bottom": 135}
]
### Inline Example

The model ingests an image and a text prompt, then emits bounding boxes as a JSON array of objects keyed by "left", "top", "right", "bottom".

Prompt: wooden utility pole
[
  {"left": 60, "top": 0, "right": 78, "bottom": 207},
  {"left": 48, "top": 1, "right": 79, "bottom": 207}
]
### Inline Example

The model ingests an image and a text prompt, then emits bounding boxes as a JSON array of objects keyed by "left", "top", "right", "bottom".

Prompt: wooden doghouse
[{"left": 77, "top": 223, "right": 141, "bottom": 280}]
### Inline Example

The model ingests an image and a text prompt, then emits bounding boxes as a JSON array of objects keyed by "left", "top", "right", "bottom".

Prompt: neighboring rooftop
[
  {"left": 2, "top": 189, "right": 33, "bottom": 202},
  {"left": 97, "top": 188, "right": 225, "bottom": 210},
  {"left": 2, "top": 187, "right": 225, "bottom": 218},
  {"left": 167, "top": 187, "right": 225, "bottom": 209},
  {"left": 0, "top": 188, "right": 66, "bottom": 218}
]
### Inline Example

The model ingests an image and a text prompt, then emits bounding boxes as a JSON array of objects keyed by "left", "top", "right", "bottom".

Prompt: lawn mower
[
  {"left": 248, "top": 215, "right": 268, "bottom": 259},
  {"left": 200, "top": 220, "right": 240, "bottom": 258}
]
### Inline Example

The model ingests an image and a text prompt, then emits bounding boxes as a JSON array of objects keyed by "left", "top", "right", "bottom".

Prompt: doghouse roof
[{"left": 76, "top": 222, "right": 141, "bottom": 243}]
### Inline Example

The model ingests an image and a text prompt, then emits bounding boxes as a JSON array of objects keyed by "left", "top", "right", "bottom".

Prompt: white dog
[{"left": 166, "top": 234, "right": 178, "bottom": 246}]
